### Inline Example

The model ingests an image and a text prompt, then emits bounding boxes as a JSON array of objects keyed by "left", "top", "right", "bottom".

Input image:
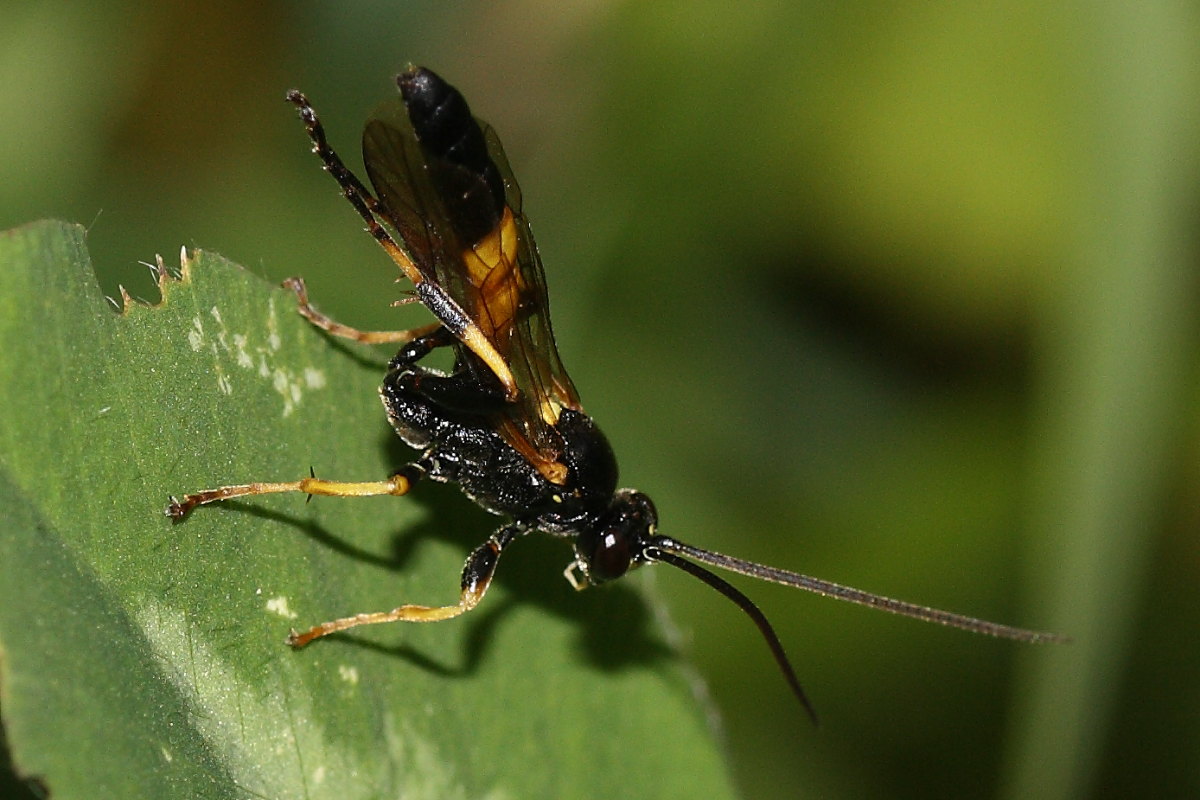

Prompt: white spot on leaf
[
  {"left": 232, "top": 333, "right": 253, "bottom": 369},
  {"left": 272, "top": 369, "right": 295, "bottom": 416},
  {"left": 265, "top": 595, "right": 298, "bottom": 619},
  {"left": 186, "top": 291, "right": 328, "bottom": 416},
  {"left": 188, "top": 315, "right": 204, "bottom": 351},
  {"left": 304, "top": 367, "right": 326, "bottom": 389},
  {"left": 267, "top": 295, "right": 282, "bottom": 352}
]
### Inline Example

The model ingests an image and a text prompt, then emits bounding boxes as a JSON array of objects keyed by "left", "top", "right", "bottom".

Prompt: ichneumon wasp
[{"left": 167, "top": 66, "right": 1062, "bottom": 722}]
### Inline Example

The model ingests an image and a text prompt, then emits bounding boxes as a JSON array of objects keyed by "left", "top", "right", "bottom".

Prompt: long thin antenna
[
  {"left": 649, "top": 548, "right": 819, "bottom": 724},
  {"left": 649, "top": 536, "right": 1066, "bottom": 644}
]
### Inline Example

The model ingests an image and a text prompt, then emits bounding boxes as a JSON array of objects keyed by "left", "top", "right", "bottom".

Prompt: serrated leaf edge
[{"left": 111, "top": 245, "right": 197, "bottom": 316}]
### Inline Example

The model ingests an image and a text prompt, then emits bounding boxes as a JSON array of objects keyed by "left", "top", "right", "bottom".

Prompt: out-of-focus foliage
[{"left": 2, "top": 2, "right": 1197, "bottom": 798}]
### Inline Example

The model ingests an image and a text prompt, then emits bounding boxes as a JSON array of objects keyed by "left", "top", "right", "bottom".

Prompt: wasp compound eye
[
  {"left": 584, "top": 528, "right": 633, "bottom": 583},
  {"left": 573, "top": 489, "right": 658, "bottom": 584}
]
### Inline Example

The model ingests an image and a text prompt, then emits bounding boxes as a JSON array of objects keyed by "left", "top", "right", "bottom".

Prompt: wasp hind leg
[
  {"left": 282, "top": 276, "right": 439, "bottom": 345},
  {"left": 286, "top": 90, "right": 430, "bottom": 294},
  {"left": 286, "top": 523, "right": 523, "bottom": 647},
  {"left": 165, "top": 463, "right": 427, "bottom": 520}
]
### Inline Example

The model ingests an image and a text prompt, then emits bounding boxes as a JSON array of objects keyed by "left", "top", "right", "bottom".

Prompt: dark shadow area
[
  {"left": 321, "top": 597, "right": 519, "bottom": 677},
  {"left": 0, "top": 712, "right": 47, "bottom": 799},
  {"left": 470, "top": 530, "right": 675, "bottom": 673},
  {"left": 323, "top": 531, "right": 674, "bottom": 680},
  {"left": 233, "top": 500, "right": 401, "bottom": 571},
  {"left": 304, "top": 330, "right": 394, "bottom": 373},
  {"left": 216, "top": 424, "right": 677, "bottom": 684}
]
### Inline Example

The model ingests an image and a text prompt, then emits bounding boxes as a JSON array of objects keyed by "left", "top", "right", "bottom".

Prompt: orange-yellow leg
[
  {"left": 283, "top": 276, "right": 440, "bottom": 344},
  {"left": 165, "top": 467, "right": 421, "bottom": 520},
  {"left": 287, "top": 523, "right": 522, "bottom": 647}
]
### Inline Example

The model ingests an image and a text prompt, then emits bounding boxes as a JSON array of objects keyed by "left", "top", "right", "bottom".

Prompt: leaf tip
[
  {"left": 117, "top": 284, "right": 135, "bottom": 313},
  {"left": 179, "top": 245, "right": 194, "bottom": 283}
]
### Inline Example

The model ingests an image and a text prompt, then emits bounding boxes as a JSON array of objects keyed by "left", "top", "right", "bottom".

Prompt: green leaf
[{"left": 0, "top": 220, "right": 737, "bottom": 799}]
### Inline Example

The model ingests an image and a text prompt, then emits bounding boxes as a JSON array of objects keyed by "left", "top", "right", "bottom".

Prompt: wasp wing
[
  {"left": 361, "top": 98, "right": 516, "bottom": 397},
  {"left": 479, "top": 122, "right": 582, "bottom": 475},
  {"left": 362, "top": 71, "right": 580, "bottom": 482}
]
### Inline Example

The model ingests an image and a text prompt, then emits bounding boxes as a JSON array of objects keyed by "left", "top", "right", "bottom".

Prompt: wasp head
[{"left": 572, "top": 489, "right": 658, "bottom": 585}]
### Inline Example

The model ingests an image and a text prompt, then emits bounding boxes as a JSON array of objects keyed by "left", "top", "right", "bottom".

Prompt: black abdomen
[{"left": 398, "top": 66, "right": 507, "bottom": 245}]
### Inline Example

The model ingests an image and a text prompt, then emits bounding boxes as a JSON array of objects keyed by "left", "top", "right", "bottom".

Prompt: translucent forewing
[{"left": 362, "top": 78, "right": 581, "bottom": 482}]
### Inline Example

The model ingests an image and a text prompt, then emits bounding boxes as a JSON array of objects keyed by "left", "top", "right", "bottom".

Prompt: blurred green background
[{"left": 4, "top": 2, "right": 1198, "bottom": 798}]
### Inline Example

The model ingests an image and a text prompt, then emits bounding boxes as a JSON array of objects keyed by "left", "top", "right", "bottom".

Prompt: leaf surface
[{"left": 0, "top": 220, "right": 736, "bottom": 800}]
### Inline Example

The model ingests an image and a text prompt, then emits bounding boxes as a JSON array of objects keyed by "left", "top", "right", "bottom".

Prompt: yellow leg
[
  {"left": 283, "top": 276, "right": 439, "bottom": 344},
  {"left": 287, "top": 524, "right": 521, "bottom": 647},
  {"left": 165, "top": 470, "right": 417, "bottom": 520},
  {"left": 286, "top": 585, "right": 485, "bottom": 647}
]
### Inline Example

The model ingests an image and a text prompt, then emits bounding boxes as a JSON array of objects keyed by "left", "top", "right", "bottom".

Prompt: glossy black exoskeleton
[
  {"left": 381, "top": 329, "right": 658, "bottom": 590},
  {"left": 167, "top": 66, "right": 1061, "bottom": 722}
]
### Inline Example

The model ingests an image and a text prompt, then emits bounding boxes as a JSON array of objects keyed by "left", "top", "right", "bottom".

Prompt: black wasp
[{"left": 167, "top": 66, "right": 1061, "bottom": 721}]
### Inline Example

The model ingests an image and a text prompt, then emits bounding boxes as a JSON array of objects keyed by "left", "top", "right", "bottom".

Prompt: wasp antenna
[
  {"left": 651, "top": 537, "right": 1066, "bottom": 644},
  {"left": 647, "top": 545, "right": 819, "bottom": 725}
]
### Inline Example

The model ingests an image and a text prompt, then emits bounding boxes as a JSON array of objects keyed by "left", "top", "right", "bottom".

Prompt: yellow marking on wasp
[
  {"left": 540, "top": 461, "right": 568, "bottom": 484},
  {"left": 459, "top": 325, "right": 517, "bottom": 400},
  {"left": 463, "top": 208, "right": 524, "bottom": 334},
  {"left": 466, "top": 208, "right": 573, "bottom": 432},
  {"left": 538, "top": 398, "right": 563, "bottom": 427},
  {"left": 463, "top": 207, "right": 520, "bottom": 287},
  {"left": 372, "top": 207, "right": 517, "bottom": 398},
  {"left": 452, "top": 207, "right": 525, "bottom": 401}
]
